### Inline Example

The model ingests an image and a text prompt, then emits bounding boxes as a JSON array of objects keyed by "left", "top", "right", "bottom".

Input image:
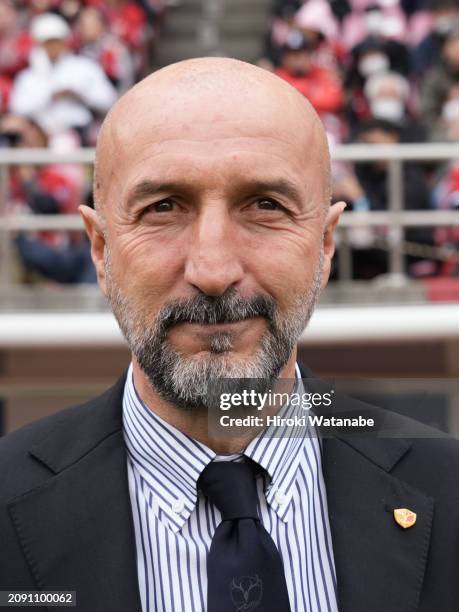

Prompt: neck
[{"left": 132, "top": 351, "right": 298, "bottom": 454}]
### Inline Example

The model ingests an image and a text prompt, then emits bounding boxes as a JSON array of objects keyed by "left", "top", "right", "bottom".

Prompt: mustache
[{"left": 155, "top": 289, "right": 277, "bottom": 330}]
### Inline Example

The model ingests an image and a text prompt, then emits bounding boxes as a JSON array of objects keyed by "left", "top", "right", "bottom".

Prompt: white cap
[{"left": 30, "top": 13, "right": 70, "bottom": 42}]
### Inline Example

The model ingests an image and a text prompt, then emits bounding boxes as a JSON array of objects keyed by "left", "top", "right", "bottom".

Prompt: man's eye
[
  {"left": 149, "top": 200, "right": 175, "bottom": 213},
  {"left": 256, "top": 198, "right": 281, "bottom": 210}
]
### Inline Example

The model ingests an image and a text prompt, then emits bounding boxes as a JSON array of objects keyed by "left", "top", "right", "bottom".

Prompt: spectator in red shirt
[
  {"left": 0, "top": 113, "right": 94, "bottom": 283},
  {"left": 85, "top": 0, "right": 149, "bottom": 76},
  {"left": 75, "top": 7, "right": 135, "bottom": 93},
  {"left": 84, "top": 0, "right": 147, "bottom": 49},
  {"left": 275, "top": 30, "right": 343, "bottom": 115}
]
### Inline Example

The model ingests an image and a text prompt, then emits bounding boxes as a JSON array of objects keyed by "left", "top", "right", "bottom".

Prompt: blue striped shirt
[{"left": 123, "top": 363, "right": 338, "bottom": 612}]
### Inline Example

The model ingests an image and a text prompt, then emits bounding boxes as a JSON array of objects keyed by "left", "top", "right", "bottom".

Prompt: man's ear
[
  {"left": 321, "top": 201, "right": 346, "bottom": 289},
  {"left": 79, "top": 205, "right": 108, "bottom": 296}
]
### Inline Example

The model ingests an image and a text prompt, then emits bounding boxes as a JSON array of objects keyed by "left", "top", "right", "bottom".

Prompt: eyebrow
[
  {"left": 125, "top": 178, "right": 304, "bottom": 210},
  {"left": 126, "top": 180, "right": 186, "bottom": 209},
  {"left": 238, "top": 179, "right": 303, "bottom": 209}
]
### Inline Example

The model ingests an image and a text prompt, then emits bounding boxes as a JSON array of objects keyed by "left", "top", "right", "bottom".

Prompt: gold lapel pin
[{"left": 394, "top": 508, "right": 417, "bottom": 529}]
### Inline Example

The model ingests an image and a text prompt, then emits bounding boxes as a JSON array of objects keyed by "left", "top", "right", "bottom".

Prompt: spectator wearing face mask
[
  {"left": 420, "top": 26, "right": 459, "bottom": 140},
  {"left": 344, "top": 2, "right": 413, "bottom": 125},
  {"left": 274, "top": 30, "right": 343, "bottom": 115},
  {"left": 342, "top": 1, "right": 409, "bottom": 54},
  {"left": 344, "top": 40, "right": 392, "bottom": 129},
  {"left": 413, "top": 0, "right": 459, "bottom": 76},
  {"left": 352, "top": 11, "right": 412, "bottom": 78},
  {"left": 364, "top": 71, "right": 426, "bottom": 141},
  {"left": 10, "top": 13, "right": 117, "bottom": 140}
]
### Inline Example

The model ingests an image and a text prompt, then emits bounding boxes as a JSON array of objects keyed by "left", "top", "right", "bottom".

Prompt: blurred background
[{"left": 0, "top": 0, "right": 458, "bottom": 436}]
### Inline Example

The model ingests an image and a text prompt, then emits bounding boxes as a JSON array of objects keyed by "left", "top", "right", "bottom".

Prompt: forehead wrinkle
[{"left": 95, "top": 57, "right": 330, "bottom": 216}]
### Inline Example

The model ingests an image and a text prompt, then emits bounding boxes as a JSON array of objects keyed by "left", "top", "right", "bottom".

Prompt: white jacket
[{"left": 11, "top": 49, "right": 118, "bottom": 133}]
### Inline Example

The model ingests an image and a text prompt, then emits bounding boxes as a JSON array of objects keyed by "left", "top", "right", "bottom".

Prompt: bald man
[{"left": 1, "top": 58, "right": 459, "bottom": 612}]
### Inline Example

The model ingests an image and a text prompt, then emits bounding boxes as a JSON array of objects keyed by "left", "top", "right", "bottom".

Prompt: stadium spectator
[
  {"left": 264, "top": 0, "right": 346, "bottom": 71},
  {"left": 365, "top": 70, "right": 409, "bottom": 121},
  {"left": 85, "top": 0, "right": 150, "bottom": 77},
  {"left": 413, "top": 0, "right": 459, "bottom": 76},
  {"left": 344, "top": 39, "right": 391, "bottom": 128},
  {"left": 341, "top": 0, "right": 408, "bottom": 51},
  {"left": 264, "top": 1, "right": 300, "bottom": 67},
  {"left": 336, "top": 119, "right": 434, "bottom": 278},
  {"left": 294, "top": 0, "right": 346, "bottom": 71},
  {"left": 1, "top": 114, "right": 83, "bottom": 216},
  {"left": 351, "top": 119, "right": 430, "bottom": 212},
  {"left": 420, "top": 26, "right": 459, "bottom": 140},
  {"left": 274, "top": 29, "right": 343, "bottom": 115},
  {"left": 351, "top": 13, "right": 412, "bottom": 77},
  {"left": 10, "top": 12, "right": 117, "bottom": 140},
  {"left": 75, "top": 6, "right": 135, "bottom": 93},
  {"left": 0, "top": 1, "right": 32, "bottom": 80},
  {"left": 0, "top": 113, "right": 94, "bottom": 283},
  {"left": 364, "top": 70, "right": 425, "bottom": 140}
]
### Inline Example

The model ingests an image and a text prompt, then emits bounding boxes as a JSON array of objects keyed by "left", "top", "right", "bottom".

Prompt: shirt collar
[
  {"left": 243, "top": 364, "right": 315, "bottom": 522},
  {"left": 123, "top": 364, "right": 215, "bottom": 532},
  {"left": 123, "top": 362, "right": 318, "bottom": 530}
]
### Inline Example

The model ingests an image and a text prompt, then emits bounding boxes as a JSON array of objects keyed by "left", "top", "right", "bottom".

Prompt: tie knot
[{"left": 198, "top": 460, "right": 260, "bottom": 521}]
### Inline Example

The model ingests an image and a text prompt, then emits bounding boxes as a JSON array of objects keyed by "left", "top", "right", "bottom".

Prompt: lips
[
  {"left": 184, "top": 319, "right": 252, "bottom": 330},
  {"left": 175, "top": 315, "right": 258, "bottom": 327}
]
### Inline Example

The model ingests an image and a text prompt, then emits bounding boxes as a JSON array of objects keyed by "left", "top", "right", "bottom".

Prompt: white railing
[
  {"left": 2, "top": 302, "right": 459, "bottom": 347},
  {"left": 0, "top": 143, "right": 459, "bottom": 285}
]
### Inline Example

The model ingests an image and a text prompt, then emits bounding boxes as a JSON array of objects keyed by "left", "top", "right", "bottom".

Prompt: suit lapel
[
  {"left": 297, "top": 361, "right": 434, "bottom": 611},
  {"left": 7, "top": 375, "right": 142, "bottom": 612},
  {"left": 322, "top": 436, "right": 433, "bottom": 612}
]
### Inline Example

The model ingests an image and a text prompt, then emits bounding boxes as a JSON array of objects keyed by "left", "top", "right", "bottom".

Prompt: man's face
[
  {"left": 77, "top": 8, "right": 105, "bottom": 44},
  {"left": 88, "top": 68, "right": 336, "bottom": 410},
  {"left": 42, "top": 38, "right": 67, "bottom": 62}
]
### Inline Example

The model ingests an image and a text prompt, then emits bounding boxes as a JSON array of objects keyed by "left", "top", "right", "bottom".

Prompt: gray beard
[{"left": 105, "top": 247, "right": 323, "bottom": 412}]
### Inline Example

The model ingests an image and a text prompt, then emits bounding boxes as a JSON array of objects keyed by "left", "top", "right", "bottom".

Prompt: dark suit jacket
[{"left": 1, "top": 367, "right": 459, "bottom": 612}]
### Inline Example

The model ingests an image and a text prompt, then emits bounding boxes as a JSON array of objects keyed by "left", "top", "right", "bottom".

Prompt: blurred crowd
[
  {"left": 0, "top": 0, "right": 168, "bottom": 284},
  {"left": 1, "top": 0, "right": 458, "bottom": 285},
  {"left": 262, "top": 0, "right": 459, "bottom": 280}
]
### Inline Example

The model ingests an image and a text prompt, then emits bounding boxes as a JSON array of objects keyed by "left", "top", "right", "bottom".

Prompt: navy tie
[{"left": 198, "top": 459, "right": 291, "bottom": 612}]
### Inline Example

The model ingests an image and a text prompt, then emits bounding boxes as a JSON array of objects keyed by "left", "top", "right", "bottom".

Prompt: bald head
[{"left": 94, "top": 57, "right": 330, "bottom": 216}]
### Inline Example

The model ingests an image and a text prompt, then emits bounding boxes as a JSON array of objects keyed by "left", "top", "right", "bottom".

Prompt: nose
[{"left": 184, "top": 203, "right": 244, "bottom": 296}]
